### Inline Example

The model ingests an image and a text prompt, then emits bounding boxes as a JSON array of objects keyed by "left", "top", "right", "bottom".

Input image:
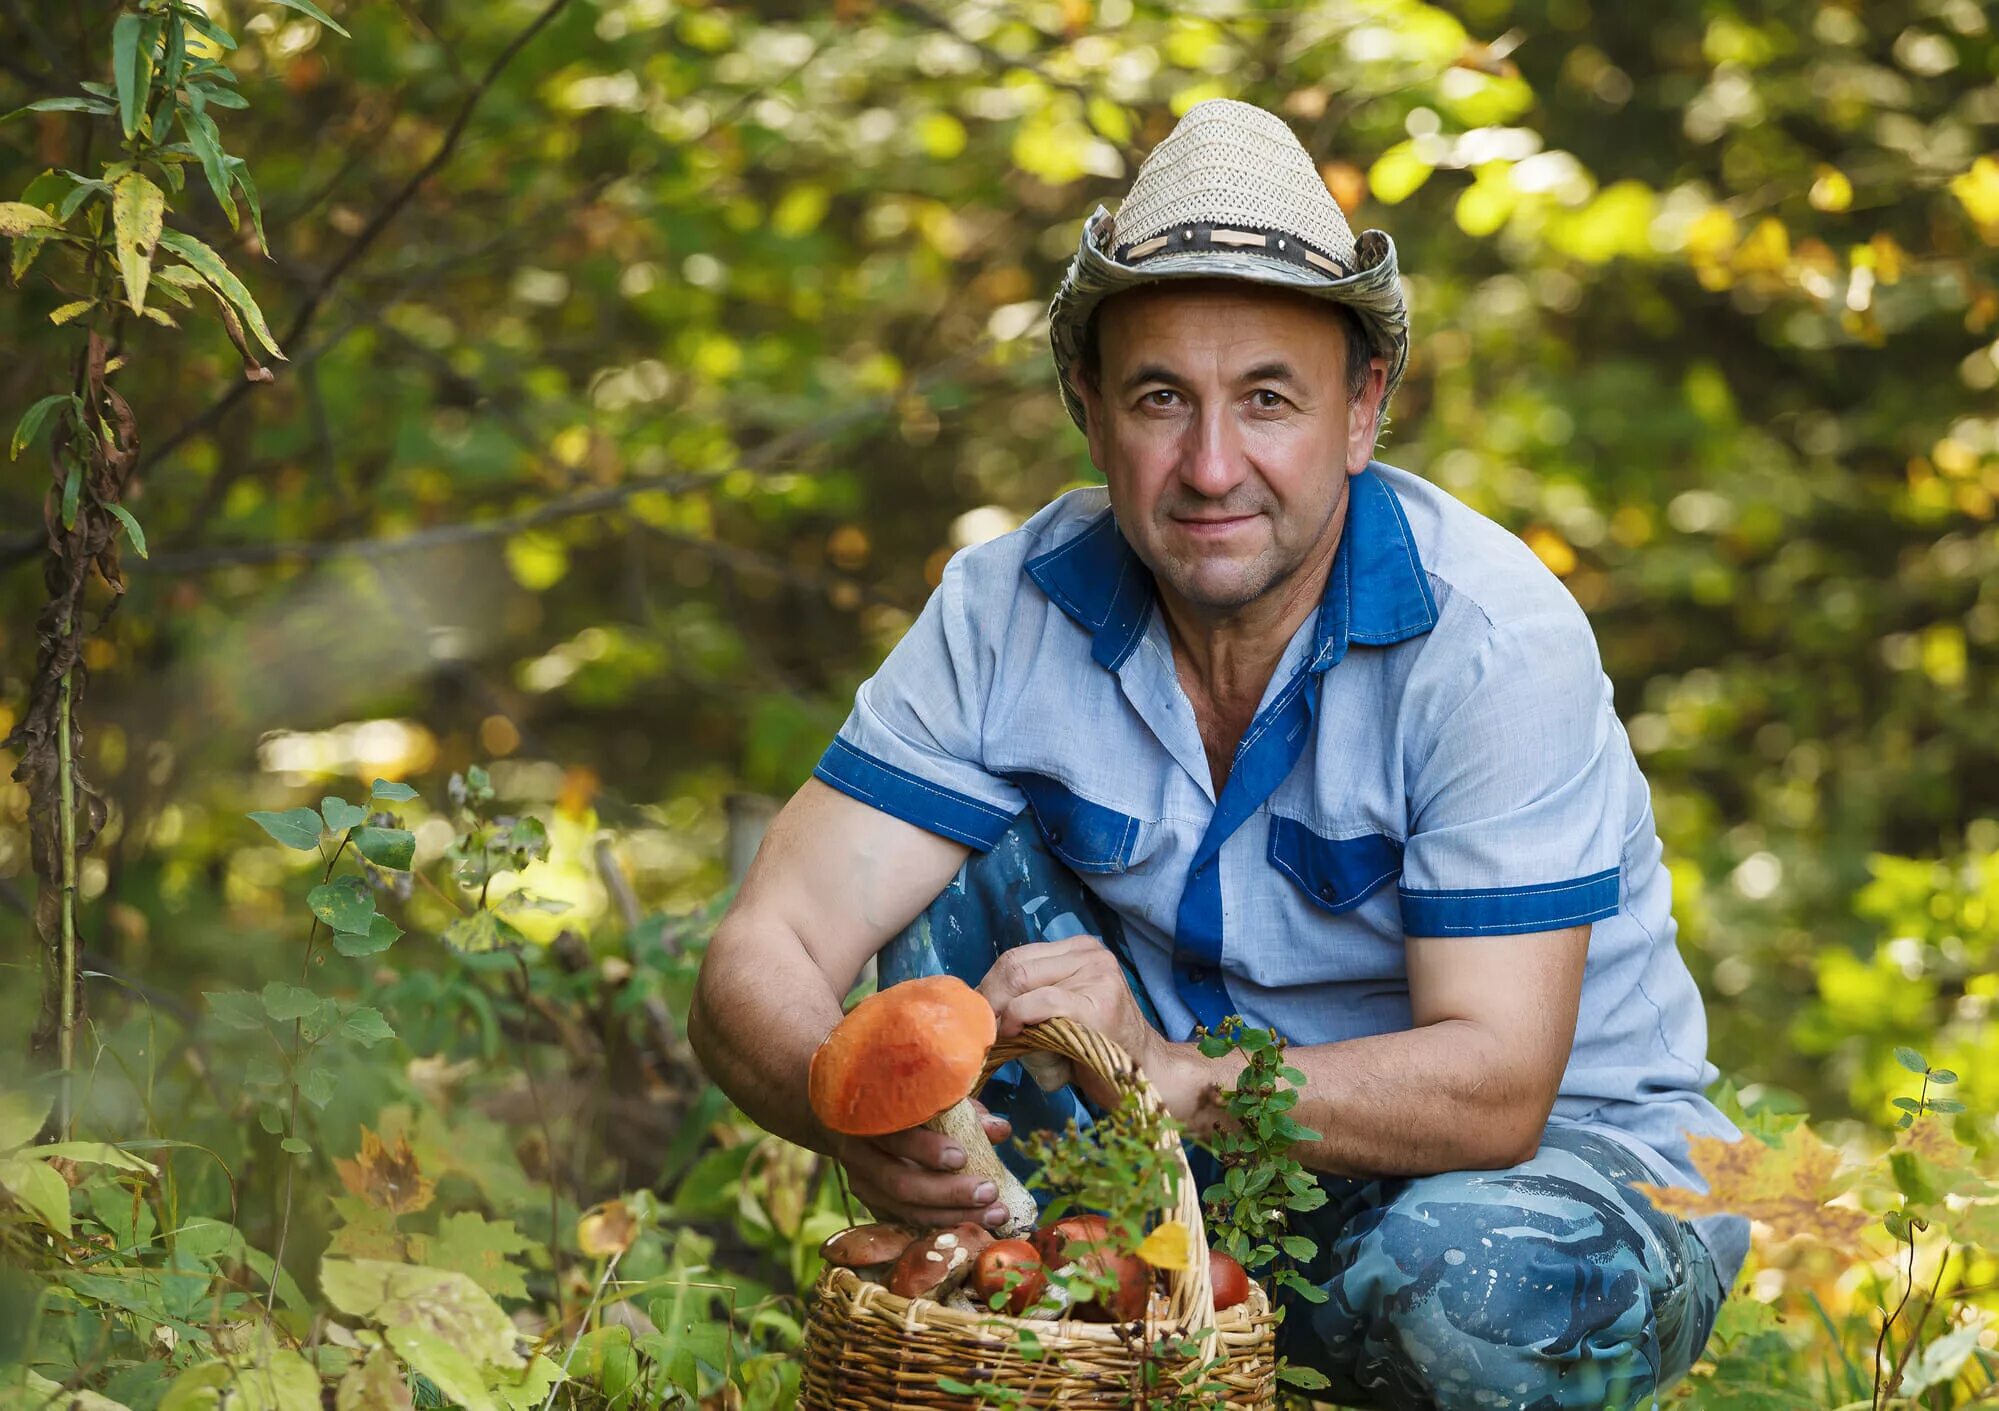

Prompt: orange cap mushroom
[
  {"left": 809, "top": 975, "right": 1039, "bottom": 1237},
  {"left": 808, "top": 975, "right": 995, "bottom": 1136}
]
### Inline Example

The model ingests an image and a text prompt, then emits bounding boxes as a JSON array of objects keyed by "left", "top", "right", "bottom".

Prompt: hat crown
[{"left": 1112, "top": 99, "right": 1357, "bottom": 270}]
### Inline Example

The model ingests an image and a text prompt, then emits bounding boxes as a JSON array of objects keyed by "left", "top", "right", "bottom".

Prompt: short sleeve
[
  {"left": 812, "top": 551, "right": 1026, "bottom": 850},
  {"left": 1397, "top": 610, "right": 1626, "bottom": 938}
]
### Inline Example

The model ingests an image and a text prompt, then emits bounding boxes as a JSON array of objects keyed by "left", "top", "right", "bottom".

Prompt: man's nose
[{"left": 1179, "top": 405, "right": 1248, "bottom": 498}]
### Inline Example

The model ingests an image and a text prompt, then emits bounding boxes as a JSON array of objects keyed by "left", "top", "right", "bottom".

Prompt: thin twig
[{"left": 138, "top": 0, "right": 575, "bottom": 480}]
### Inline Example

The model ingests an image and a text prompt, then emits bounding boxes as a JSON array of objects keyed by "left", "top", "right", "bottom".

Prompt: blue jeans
[{"left": 880, "top": 816, "right": 1727, "bottom": 1411}]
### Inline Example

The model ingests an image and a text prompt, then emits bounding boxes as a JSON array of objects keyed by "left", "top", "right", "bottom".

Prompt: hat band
[{"left": 1114, "top": 222, "right": 1349, "bottom": 279}]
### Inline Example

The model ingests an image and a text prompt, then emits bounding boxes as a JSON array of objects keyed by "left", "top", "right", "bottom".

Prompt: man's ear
[{"left": 1345, "top": 356, "right": 1390, "bottom": 476}]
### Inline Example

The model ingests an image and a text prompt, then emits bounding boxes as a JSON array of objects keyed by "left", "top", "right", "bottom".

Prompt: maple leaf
[
  {"left": 1633, "top": 1126, "right": 1871, "bottom": 1247},
  {"left": 335, "top": 1127, "right": 436, "bottom": 1215},
  {"left": 407, "top": 1211, "right": 534, "bottom": 1300}
]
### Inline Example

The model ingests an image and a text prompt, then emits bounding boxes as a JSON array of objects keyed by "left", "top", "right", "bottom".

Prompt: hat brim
[{"left": 1049, "top": 208, "right": 1409, "bottom": 432}]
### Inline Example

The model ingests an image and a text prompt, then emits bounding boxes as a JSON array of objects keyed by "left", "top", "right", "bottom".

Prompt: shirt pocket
[
  {"left": 1005, "top": 771, "right": 1146, "bottom": 874},
  {"left": 1267, "top": 816, "right": 1405, "bottom": 913}
]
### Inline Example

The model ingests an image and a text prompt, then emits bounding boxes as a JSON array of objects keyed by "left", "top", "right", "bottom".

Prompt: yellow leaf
[
  {"left": 1367, "top": 141, "right": 1433, "bottom": 206},
  {"left": 577, "top": 1197, "right": 638, "bottom": 1258},
  {"left": 916, "top": 112, "right": 967, "bottom": 160},
  {"left": 1522, "top": 526, "right": 1577, "bottom": 577},
  {"left": 1809, "top": 166, "right": 1853, "bottom": 213},
  {"left": 1950, "top": 155, "right": 1999, "bottom": 233},
  {"left": 113, "top": 172, "right": 164, "bottom": 314},
  {"left": 1633, "top": 1126, "right": 1870, "bottom": 1247},
  {"left": 504, "top": 532, "right": 569, "bottom": 591},
  {"left": 1136, "top": 1218, "right": 1194, "bottom": 1271},
  {"left": 50, "top": 301, "right": 93, "bottom": 326},
  {"left": 0, "top": 202, "right": 57, "bottom": 237}
]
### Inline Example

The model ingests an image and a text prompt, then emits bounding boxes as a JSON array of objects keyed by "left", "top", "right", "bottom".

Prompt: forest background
[{"left": 2, "top": 0, "right": 1998, "bottom": 1406}]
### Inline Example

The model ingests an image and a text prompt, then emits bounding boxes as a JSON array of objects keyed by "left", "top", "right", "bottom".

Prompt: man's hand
[
  {"left": 978, "top": 936, "right": 1164, "bottom": 1109},
  {"left": 832, "top": 1105, "right": 1017, "bottom": 1230}
]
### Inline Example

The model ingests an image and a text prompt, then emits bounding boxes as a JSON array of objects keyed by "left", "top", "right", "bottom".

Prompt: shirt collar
[{"left": 1025, "top": 464, "right": 1439, "bottom": 674}]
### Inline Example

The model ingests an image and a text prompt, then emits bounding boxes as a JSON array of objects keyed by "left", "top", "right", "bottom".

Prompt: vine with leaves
[{"left": 0, "top": 0, "right": 338, "bottom": 1132}]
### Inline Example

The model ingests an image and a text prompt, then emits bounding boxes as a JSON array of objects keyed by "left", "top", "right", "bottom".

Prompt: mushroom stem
[{"left": 924, "top": 1099, "right": 1038, "bottom": 1238}]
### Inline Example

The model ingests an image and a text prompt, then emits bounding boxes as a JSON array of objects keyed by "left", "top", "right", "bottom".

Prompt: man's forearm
[
  {"left": 687, "top": 915, "right": 845, "bottom": 1156},
  {"left": 1152, "top": 1019, "right": 1551, "bottom": 1178}
]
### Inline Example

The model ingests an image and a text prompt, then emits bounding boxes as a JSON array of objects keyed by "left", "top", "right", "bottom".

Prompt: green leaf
[
  {"left": 249, "top": 806, "right": 323, "bottom": 850},
  {"left": 339, "top": 1005, "right": 395, "bottom": 1047},
  {"left": 191, "top": 81, "right": 248, "bottom": 109},
  {"left": 321, "top": 796, "right": 368, "bottom": 833},
  {"left": 267, "top": 0, "right": 353, "bottom": 38},
  {"left": 112, "top": 13, "right": 151, "bottom": 139},
  {"left": 11, "top": 393, "right": 73, "bottom": 460},
  {"left": 3, "top": 96, "right": 118, "bottom": 119},
  {"left": 205, "top": 989, "right": 266, "bottom": 1031},
  {"left": 280, "top": 1136, "right": 311, "bottom": 1155},
  {"left": 387, "top": 1328, "right": 497, "bottom": 1411},
  {"left": 262, "top": 981, "right": 322, "bottom": 1023},
  {"left": 106, "top": 503, "right": 149, "bottom": 558},
  {"left": 112, "top": 172, "right": 164, "bottom": 312},
  {"left": 1277, "top": 1363, "right": 1332, "bottom": 1390},
  {"left": 156, "top": 229, "right": 285, "bottom": 358},
  {"left": 355, "top": 826, "right": 415, "bottom": 871},
  {"left": 1929, "top": 1068, "right": 1958, "bottom": 1084},
  {"left": 1894, "top": 1046, "right": 1928, "bottom": 1074},
  {"left": 229, "top": 158, "right": 267, "bottom": 250},
  {"left": 1892, "top": 1097, "right": 1924, "bottom": 1113},
  {"left": 182, "top": 10, "right": 238, "bottom": 51},
  {"left": 0, "top": 1089, "right": 53, "bottom": 1151},
  {"left": 441, "top": 909, "right": 505, "bottom": 954},
  {"left": 31, "top": 1140, "right": 158, "bottom": 1174},
  {"left": 0, "top": 1154, "right": 73, "bottom": 1236},
  {"left": 61, "top": 462, "right": 82, "bottom": 529},
  {"left": 491, "top": 1357, "right": 562, "bottom": 1411},
  {"left": 180, "top": 104, "right": 236, "bottom": 227},
  {"left": 409, "top": 1211, "right": 534, "bottom": 1301},
  {"left": 1927, "top": 1097, "right": 1966, "bottom": 1113},
  {"left": 334, "top": 913, "right": 403, "bottom": 958},
  {"left": 307, "top": 875, "right": 375, "bottom": 933},
  {"left": 336, "top": 1348, "right": 412, "bottom": 1411},
  {"left": 371, "top": 778, "right": 419, "bottom": 801}
]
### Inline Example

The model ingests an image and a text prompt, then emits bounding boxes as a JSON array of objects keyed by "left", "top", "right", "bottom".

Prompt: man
[{"left": 691, "top": 99, "right": 1746, "bottom": 1409}]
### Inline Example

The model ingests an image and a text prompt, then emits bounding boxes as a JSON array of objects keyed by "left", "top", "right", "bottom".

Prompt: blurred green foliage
[{"left": 4, "top": 0, "right": 1999, "bottom": 1403}]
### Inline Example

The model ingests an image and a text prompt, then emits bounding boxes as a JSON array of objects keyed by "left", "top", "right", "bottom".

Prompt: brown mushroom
[
  {"left": 808, "top": 975, "right": 1039, "bottom": 1237},
  {"left": 885, "top": 1222, "right": 995, "bottom": 1301},
  {"left": 819, "top": 1222, "right": 920, "bottom": 1280}
]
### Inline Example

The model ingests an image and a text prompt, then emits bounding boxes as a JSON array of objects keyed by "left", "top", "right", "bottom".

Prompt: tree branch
[{"left": 139, "top": 0, "right": 576, "bottom": 480}]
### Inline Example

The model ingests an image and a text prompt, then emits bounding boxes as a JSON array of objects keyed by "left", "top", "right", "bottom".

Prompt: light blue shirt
[{"left": 815, "top": 462, "right": 1734, "bottom": 1187}]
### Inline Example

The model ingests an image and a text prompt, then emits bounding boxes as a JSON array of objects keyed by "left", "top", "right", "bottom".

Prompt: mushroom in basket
[{"left": 808, "top": 975, "right": 1039, "bottom": 1238}]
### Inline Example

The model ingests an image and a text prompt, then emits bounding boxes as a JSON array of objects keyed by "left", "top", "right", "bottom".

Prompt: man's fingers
[
  {"left": 969, "top": 1099, "right": 1012, "bottom": 1143},
  {"left": 867, "top": 1124, "right": 969, "bottom": 1171},
  {"left": 977, "top": 937, "right": 1111, "bottom": 1007},
  {"left": 841, "top": 1146, "right": 1012, "bottom": 1228},
  {"left": 995, "top": 983, "right": 1102, "bottom": 1037}
]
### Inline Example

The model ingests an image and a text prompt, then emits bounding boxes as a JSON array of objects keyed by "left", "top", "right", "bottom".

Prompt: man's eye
[
  {"left": 1251, "top": 389, "right": 1287, "bottom": 410},
  {"left": 1141, "top": 389, "right": 1180, "bottom": 408}
]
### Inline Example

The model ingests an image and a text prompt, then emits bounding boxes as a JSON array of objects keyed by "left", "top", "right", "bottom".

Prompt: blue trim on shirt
[
  {"left": 1267, "top": 818, "right": 1405, "bottom": 913},
  {"left": 813, "top": 737, "right": 1020, "bottom": 851},
  {"left": 1398, "top": 867, "right": 1621, "bottom": 937},
  {"left": 1025, "top": 466, "right": 1439, "bottom": 672}
]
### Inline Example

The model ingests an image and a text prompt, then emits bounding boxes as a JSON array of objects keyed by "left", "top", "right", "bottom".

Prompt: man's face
[{"left": 1078, "top": 280, "right": 1388, "bottom": 615}]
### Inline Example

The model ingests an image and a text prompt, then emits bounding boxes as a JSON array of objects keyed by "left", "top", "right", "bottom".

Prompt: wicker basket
[{"left": 800, "top": 1017, "right": 1279, "bottom": 1409}]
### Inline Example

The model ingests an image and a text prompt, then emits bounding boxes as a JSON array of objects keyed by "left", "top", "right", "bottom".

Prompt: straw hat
[{"left": 1048, "top": 98, "right": 1409, "bottom": 431}]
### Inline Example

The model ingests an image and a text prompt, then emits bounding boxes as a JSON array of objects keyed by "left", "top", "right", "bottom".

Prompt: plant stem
[
  {"left": 542, "top": 1251, "right": 621, "bottom": 1411},
  {"left": 54, "top": 632, "right": 78, "bottom": 1137},
  {"left": 264, "top": 836, "right": 345, "bottom": 1314}
]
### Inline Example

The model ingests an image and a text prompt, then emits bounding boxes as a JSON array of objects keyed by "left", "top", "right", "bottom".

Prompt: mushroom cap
[
  {"left": 808, "top": 975, "right": 997, "bottom": 1137},
  {"left": 886, "top": 1223, "right": 994, "bottom": 1300},
  {"left": 820, "top": 1223, "right": 920, "bottom": 1269}
]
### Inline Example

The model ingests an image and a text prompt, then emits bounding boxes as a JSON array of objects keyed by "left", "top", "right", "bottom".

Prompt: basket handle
[{"left": 980, "top": 1017, "right": 1218, "bottom": 1346}]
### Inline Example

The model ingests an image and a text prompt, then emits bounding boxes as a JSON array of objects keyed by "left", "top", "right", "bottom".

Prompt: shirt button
[
  {"left": 1046, "top": 827, "right": 1063, "bottom": 845},
  {"left": 1318, "top": 883, "right": 1336, "bottom": 901}
]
